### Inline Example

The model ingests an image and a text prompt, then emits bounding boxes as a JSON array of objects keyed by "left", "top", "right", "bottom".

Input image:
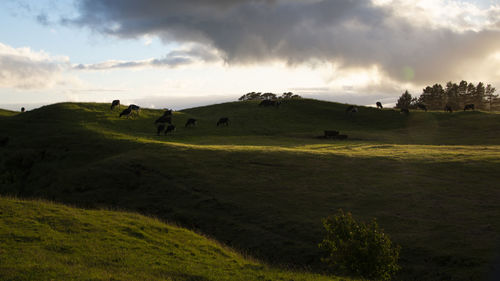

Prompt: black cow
[
  {"left": 444, "top": 105, "right": 453, "bottom": 113},
  {"left": 324, "top": 130, "right": 339, "bottom": 138},
  {"left": 217, "top": 117, "right": 229, "bottom": 126},
  {"left": 157, "top": 124, "right": 166, "bottom": 135},
  {"left": 376, "top": 102, "right": 383, "bottom": 109},
  {"left": 163, "top": 109, "right": 172, "bottom": 116},
  {"left": 155, "top": 115, "right": 172, "bottom": 124},
  {"left": 128, "top": 104, "right": 140, "bottom": 116},
  {"left": 110, "top": 100, "right": 120, "bottom": 110},
  {"left": 417, "top": 103, "right": 428, "bottom": 112},
  {"left": 464, "top": 104, "right": 475, "bottom": 111},
  {"left": 259, "top": 100, "right": 280, "bottom": 107},
  {"left": 185, "top": 118, "right": 197, "bottom": 127},
  {"left": 346, "top": 105, "right": 358, "bottom": 115},
  {"left": 165, "top": 124, "right": 176, "bottom": 135},
  {"left": 119, "top": 108, "right": 132, "bottom": 118},
  {"left": 21, "top": 107, "right": 25, "bottom": 112},
  {"left": 400, "top": 108, "right": 410, "bottom": 115}
]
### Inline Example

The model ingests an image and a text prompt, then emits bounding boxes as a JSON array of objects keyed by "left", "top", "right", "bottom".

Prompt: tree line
[
  {"left": 238, "top": 91, "right": 302, "bottom": 101},
  {"left": 396, "top": 81, "right": 498, "bottom": 111}
]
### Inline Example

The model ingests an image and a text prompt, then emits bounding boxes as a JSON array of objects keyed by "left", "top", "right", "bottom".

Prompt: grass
[
  {"left": 1, "top": 99, "right": 500, "bottom": 280},
  {"left": 0, "top": 196, "right": 350, "bottom": 281}
]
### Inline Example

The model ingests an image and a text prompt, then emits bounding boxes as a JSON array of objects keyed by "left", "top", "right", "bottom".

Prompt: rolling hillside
[
  {"left": 1, "top": 99, "right": 500, "bottom": 280},
  {"left": 0, "top": 196, "right": 349, "bottom": 281}
]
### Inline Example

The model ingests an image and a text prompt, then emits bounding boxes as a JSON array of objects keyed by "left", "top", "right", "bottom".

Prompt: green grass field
[
  {"left": 0, "top": 197, "right": 351, "bottom": 281},
  {"left": 1, "top": 99, "right": 500, "bottom": 280}
]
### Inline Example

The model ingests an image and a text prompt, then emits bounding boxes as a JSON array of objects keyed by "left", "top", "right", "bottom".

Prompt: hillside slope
[
  {"left": 1, "top": 100, "right": 500, "bottom": 281},
  {"left": 0, "top": 196, "right": 349, "bottom": 281}
]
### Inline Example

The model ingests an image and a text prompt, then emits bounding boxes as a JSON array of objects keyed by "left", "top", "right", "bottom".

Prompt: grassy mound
[
  {"left": 1, "top": 100, "right": 500, "bottom": 280},
  {"left": 0, "top": 196, "right": 349, "bottom": 281}
]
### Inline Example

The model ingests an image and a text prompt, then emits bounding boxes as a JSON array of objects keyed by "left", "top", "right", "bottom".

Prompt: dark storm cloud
[{"left": 66, "top": 0, "right": 500, "bottom": 84}]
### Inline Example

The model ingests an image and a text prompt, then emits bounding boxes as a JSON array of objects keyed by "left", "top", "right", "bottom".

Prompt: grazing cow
[
  {"left": 0, "top": 136, "right": 8, "bottom": 147},
  {"left": 21, "top": 107, "right": 25, "bottom": 112},
  {"left": 259, "top": 99, "right": 280, "bottom": 107},
  {"left": 110, "top": 100, "right": 120, "bottom": 110},
  {"left": 119, "top": 108, "right": 132, "bottom": 118},
  {"left": 217, "top": 117, "right": 229, "bottom": 126},
  {"left": 400, "top": 108, "right": 410, "bottom": 115},
  {"left": 185, "top": 118, "right": 197, "bottom": 127},
  {"left": 128, "top": 104, "right": 140, "bottom": 116},
  {"left": 444, "top": 105, "right": 453, "bottom": 113},
  {"left": 337, "top": 134, "right": 348, "bottom": 140},
  {"left": 417, "top": 103, "right": 428, "bottom": 112},
  {"left": 165, "top": 124, "right": 176, "bottom": 135},
  {"left": 346, "top": 105, "right": 358, "bottom": 115},
  {"left": 155, "top": 115, "right": 172, "bottom": 124},
  {"left": 376, "top": 102, "right": 383, "bottom": 109},
  {"left": 324, "top": 130, "right": 339, "bottom": 138},
  {"left": 157, "top": 124, "right": 165, "bottom": 135},
  {"left": 464, "top": 104, "right": 475, "bottom": 111}
]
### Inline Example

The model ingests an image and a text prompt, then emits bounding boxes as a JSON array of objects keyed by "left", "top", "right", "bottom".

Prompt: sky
[{"left": 0, "top": 0, "right": 499, "bottom": 110}]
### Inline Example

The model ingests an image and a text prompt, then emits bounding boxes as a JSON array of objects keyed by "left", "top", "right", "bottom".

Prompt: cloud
[
  {"left": 0, "top": 42, "right": 70, "bottom": 89},
  {"left": 65, "top": 0, "right": 500, "bottom": 86},
  {"left": 73, "top": 44, "right": 221, "bottom": 70}
]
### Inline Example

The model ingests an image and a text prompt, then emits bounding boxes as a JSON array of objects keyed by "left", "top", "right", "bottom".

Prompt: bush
[{"left": 318, "top": 209, "right": 400, "bottom": 280}]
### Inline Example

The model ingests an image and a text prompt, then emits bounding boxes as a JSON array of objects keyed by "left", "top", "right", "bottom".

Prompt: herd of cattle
[
  {"left": 111, "top": 99, "right": 230, "bottom": 136},
  {"left": 109, "top": 99, "right": 477, "bottom": 137}
]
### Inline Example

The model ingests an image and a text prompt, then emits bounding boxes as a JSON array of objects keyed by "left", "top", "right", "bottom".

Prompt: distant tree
[
  {"left": 445, "top": 81, "right": 460, "bottom": 109},
  {"left": 238, "top": 92, "right": 263, "bottom": 101},
  {"left": 291, "top": 94, "right": 302, "bottom": 99},
  {"left": 281, "top": 92, "right": 294, "bottom": 99},
  {"left": 261, "top": 92, "right": 277, "bottom": 100},
  {"left": 474, "top": 82, "right": 486, "bottom": 108},
  {"left": 485, "top": 84, "right": 498, "bottom": 111},
  {"left": 395, "top": 90, "right": 413, "bottom": 109}
]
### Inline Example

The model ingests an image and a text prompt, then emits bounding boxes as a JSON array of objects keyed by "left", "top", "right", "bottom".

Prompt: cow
[
  {"left": 185, "top": 118, "right": 197, "bottom": 127},
  {"left": 119, "top": 108, "right": 132, "bottom": 118},
  {"left": 163, "top": 109, "right": 172, "bottom": 116},
  {"left": 259, "top": 100, "right": 280, "bottom": 107},
  {"left": 376, "top": 102, "right": 383, "bottom": 109},
  {"left": 346, "top": 105, "right": 358, "bottom": 115},
  {"left": 21, "top": 107, "right": 25, "bottom": 112},
  {"left": 464, "top": 104, "right": 475, "bottom": 111},
  {"left": 324, "top": 130, "right": 339, "bottom": 138},
  {"left": 157, "top": 124, "right": 165, "bottom": 135},
  {"left": 400, "top": 108, "right": 410, "bottom": 115},
  {"left": 217, "top": 117, "right": 229, "bottom": 126},
  {"left": 155, "top": 115, "right": 172, "bottom": 124},
  {"left": 165, "top": 124, "right": 176, "bottom": 135},
  {"left": 337, "top": 134, "right": 348, "bottom": 140},
  {"left": 417, "top": 103, "right": 428, "bottom": 112},
  {"left": 110, "top": 100, "right": 120, "bottom": 110},
  {"left": 444, "top": 105, "right": 453, "bottom": 113},
  {"left": 128, "top": 104, "right": 140, "bottom": 116}
]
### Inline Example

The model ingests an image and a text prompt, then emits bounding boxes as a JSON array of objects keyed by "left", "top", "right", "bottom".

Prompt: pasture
[{"left": 1, "top": 99, "right": 499, "bottom": 280}]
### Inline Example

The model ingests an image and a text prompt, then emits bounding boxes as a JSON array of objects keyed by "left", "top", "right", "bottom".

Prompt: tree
[
  {"left": 238, "top": 92, "right": 263, "bottom": 101},
  {"left": 395, "top": 90, "right": 413, "bottom": 109},
  {"left": 485, "top": 84, "right": 498, "bottom": 111},
  {"left": 261, "top": 92, "right": 277, "bottom": 100},
  {"left": 319, "top": 209, "right": 400, "bottom": 280}
]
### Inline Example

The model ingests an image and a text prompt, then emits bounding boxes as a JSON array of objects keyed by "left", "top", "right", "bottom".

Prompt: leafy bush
[{"left": 318, "top": 209, "right": 400, "bottom": 280}]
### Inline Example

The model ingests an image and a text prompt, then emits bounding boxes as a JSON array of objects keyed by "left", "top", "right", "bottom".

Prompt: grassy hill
[
  {"left": 0, "top": 196, "right": 349, "bottom": 281},
  {"left": 1, "top": 99, "right": 500, "bottom": 280}
]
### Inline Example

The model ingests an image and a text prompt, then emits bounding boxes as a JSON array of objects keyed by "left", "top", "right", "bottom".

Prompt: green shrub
[{"left": 318, "top": 209, "right": 401, "bottom": 280}]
